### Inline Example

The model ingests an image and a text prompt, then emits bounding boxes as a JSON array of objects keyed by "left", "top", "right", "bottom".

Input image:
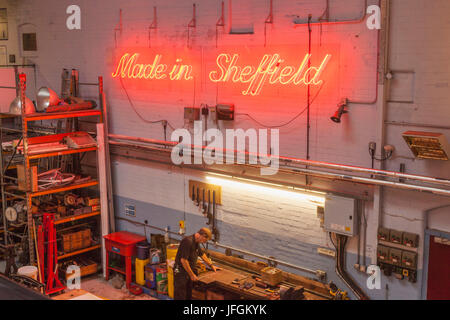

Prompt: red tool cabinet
[{"left": 103, "top": 231, "right": 146, "bottom": 289}]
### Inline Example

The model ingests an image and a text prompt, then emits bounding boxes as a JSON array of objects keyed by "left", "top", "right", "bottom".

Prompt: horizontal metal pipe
[
  {"left": 109, "top": 133, "right": 450, "bottom": 188},
  {"left": 385, "top": 121, "right": 450, "bottom": 130},
  {"left": 212, "top": 242, "right": 319, "bottom": 276},
  {"left": 283, "top": 165, "right": 450, "bottom": 197},
  {"left": 0, "top": 86, "right": 17, "bottom": 90}
]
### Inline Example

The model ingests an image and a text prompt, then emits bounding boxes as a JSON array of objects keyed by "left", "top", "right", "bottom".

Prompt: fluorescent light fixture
[{"left": 206, "top": 174, "right": 325, "bottom": 205}]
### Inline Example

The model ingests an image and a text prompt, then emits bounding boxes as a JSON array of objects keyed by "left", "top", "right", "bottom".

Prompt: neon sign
[
  {"left": 112, "top": 53, "right": 194, "bottom": 81},
  {"left": 209, "top": 53, "right": 331, "bottom": 96},
  {"left": 112, "top": 51, "right": 331, "bottom": 96}
]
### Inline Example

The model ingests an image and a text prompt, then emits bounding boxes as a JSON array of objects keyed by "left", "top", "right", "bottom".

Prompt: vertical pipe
[
  {"left": 306, "top": 15, "right": 312, "bottom": 161},
  {"left": 0, "top": 117, "right": 7, "bottom": 246}
]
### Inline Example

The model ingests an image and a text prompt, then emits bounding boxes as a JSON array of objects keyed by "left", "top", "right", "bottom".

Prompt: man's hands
[
  {"left": 211, "top": 265, "right": 221, "bottom": 272},
  {"left": 190, "top": 274, "right": 199, "bottom": 282}
]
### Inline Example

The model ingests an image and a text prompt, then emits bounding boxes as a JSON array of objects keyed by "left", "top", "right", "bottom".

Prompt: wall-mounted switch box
[
  {"left": 389, "top": 229, "right": 403, "bottom": 244},
  {"left": 402, "top": 251, "right": 417, "bottom": 270},
  {"left": 402, "top": 232, "right": 419, "bottom": 248},
  {"left": 378, "top": 227, "right": 390, "bottom": 241},
  {"left": 324, "top": 195, "right": 358, "bottom": 237},
  {"left": 389, "top": 248, "right": 402, "bottom": 266},
  {"left": 184, "top": 107, "right": 200, "bottom": 121},
  {"left": 216, "top": 103, "right": 235, "bottom": 121},
  {"left": 377, "top": 245, "right": 390, "bottom": 262}
]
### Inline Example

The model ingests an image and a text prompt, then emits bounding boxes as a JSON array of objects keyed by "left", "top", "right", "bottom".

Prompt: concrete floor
[{"left": 70, "top": 274, "right": 158, "bottom": 300}]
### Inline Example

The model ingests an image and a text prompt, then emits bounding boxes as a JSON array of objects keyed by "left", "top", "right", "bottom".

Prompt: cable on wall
[
  {"left": 118, "top": 78, "right": 176, "bottom": 132},
  {"left": 235, "top": 81, "right": 324, "bottom": 129}
]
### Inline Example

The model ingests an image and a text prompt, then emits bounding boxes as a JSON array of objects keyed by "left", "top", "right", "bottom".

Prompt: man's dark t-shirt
[{"left": 175, "top": 235, "right": 204, "bottom": 275}]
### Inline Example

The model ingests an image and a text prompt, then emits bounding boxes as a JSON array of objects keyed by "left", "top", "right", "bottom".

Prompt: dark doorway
[{"left": 427, "top": 236, "right": 450, "bottom": 300}]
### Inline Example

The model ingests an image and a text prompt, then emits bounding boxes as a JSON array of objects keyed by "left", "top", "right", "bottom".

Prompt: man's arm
[
  {"left": 180, "top": 258, "right": 199, "bottom": 281},
  {"left": 200, "top": 253, "right": 220, "bottom": 272}
]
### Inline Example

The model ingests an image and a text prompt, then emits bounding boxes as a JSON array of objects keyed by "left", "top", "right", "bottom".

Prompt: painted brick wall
[{"left": 8, "top": 0, "right": 450, "bottom": 300}]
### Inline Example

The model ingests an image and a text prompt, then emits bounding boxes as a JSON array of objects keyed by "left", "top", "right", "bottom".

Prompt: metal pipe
[
  {"left": 385, "top": 121, "right": 450, "bottom": 131},
  {"left": 294, "top": 0, "right": 368, "bottom": 26},
  {"left": 212, "top": 242, "right": 320, "bottom": 276},
  {"left": 109, "top": 133, "right": 450, "bottom": 188}
]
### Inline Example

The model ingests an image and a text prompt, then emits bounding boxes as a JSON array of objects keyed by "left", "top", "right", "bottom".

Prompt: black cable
[
  {"left": 119, "top": 78, "right": 176, "bottom": 132},
  {"left": 235, "top": 82, "right": 324, "bottom": 129},
  {"left": 369, "top": 147, "right": 393, "bottom": 161}
]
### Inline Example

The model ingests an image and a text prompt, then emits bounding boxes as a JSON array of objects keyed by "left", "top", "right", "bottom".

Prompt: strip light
[{"left": 206, "top": 173, "right": 325, "bottom": 205}]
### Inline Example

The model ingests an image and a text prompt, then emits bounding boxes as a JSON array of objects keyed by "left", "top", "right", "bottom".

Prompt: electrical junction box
[
  {"left": 377, "top": 227, "right": 390, "bottom": 241},
  {"left": 389, "top": 229, "right": 403, "bottom": 244},
  {"left": 402, "top": 251, "right": 417, "bottom": 270},
  {"left": 216, "top": 103, "right": 235, "bottom": 121},
  {"left": 389, "top": 248, "right": 402, "bottom": 266},
  {"left": 402, "top": 232, "right": 419, "bottom": 248},
  {"left": 377, "top": 245, "right": 390, "bottom": 262},
  {"left": 324, "top": 195, "right": 358, "bottom": 237},
  {"left": 184, "top": 107, "right": 200, "bottom": 121}
]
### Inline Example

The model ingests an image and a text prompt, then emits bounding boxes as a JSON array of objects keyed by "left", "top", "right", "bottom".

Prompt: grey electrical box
[
  {"left": 324, "top": 195, "right": 358, "bottom": 237},
  {"left": 389, "top": 248, "right": 402, "bottom": 266},
  {"left": 401, "top": 251, "right": 417, "bottom": 270},
  {"left": 184, "top": 107, "right": 200, "bottom": 121}
]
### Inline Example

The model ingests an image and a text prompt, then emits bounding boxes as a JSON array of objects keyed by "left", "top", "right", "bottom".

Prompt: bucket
[
  {"left": 166, "top": 244, "right": 179, "bottom": 261},
  {"left": 136, "top": 242, "right": 150, "bottom": 260},
  {"left": 156, "top": 264, "right": 167, "bottom": 282},
  {"left": 167, "top": 259, "right": 175, "bottom": 299},
  {"left": 18, "top": 266, "right": 38, "bottom": 280},
  {"left": 135, "top": 258, "right": 150, "bottom": 286},
  {"left": 145, "top": 264, "right": 157, "bottom": 289},
  {"left": 149, "top": 248, "right": 161, "bottom": 265},
  {"left": 156, "top": 264, "right": 168, "bottom": 295},
  {"left": 157, "top": 280, "right": 168, "bottom": 295}
]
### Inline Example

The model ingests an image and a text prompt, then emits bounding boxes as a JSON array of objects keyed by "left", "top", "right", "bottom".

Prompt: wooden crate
[
  {"left": 64, "top": 259, "right": 98, "bottom": 280},
  {"left": 260, "top": 267, "right": 283, "bottom": 286},
  {"left": 62, "top": 229, "right": 91, "bottom": 253},
  {"left": 17, "top": 164, "right": 38, "bottom": 192}
]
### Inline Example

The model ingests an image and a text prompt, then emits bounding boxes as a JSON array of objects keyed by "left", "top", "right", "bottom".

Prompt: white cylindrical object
[{"left": 18, "top": 266, "right": 38, "bottom": 280}]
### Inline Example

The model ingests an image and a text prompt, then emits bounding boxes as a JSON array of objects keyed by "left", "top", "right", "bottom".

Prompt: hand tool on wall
[
  {"left": 207, "top": 190, "right": 211, "bottom": 217},
  {"left": 196, "top": 187, "right": 200, "bottom": 206},
  {"left": 202, "top": 189, "right": 207, "bottom": 215},
  {"left": 212, "top": 191, "right": 219, "bottom": 241},
  {"left": 206, "top": 190, "right": 213, "bottom": 226}
]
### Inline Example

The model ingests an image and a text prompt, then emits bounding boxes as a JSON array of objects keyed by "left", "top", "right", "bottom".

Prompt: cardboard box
[{"left": 260, "top": 267, "right": 283, "bottom": 286}]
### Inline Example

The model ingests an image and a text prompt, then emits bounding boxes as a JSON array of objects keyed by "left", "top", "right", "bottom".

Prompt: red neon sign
[
  {"left": 209, "top": 53, "right": 331, "bottom": 96},
  {"left": 112, "top": 51, "right": 331, "bottom": 96},
  {"left": 112, "top": 53, "right": 194, "bottom": 81}
]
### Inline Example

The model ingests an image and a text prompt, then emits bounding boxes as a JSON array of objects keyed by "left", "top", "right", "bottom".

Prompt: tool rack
[{"left": 0, "top": 72, "right": 108, "bottom": 293}]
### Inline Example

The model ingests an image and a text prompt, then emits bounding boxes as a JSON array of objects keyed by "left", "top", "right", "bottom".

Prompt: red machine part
[{"left": 42, "top": 213, "right": 65, "bottom": 295}]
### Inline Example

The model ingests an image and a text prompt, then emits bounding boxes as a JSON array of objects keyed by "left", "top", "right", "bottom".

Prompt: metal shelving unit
[{"left": 0, "top": 72, "right": 105, "bottom": 280}]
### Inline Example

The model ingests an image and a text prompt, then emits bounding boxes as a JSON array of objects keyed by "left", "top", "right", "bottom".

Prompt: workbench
[{"left": 194, "top": 263, "right": 326, "bottom": 300}]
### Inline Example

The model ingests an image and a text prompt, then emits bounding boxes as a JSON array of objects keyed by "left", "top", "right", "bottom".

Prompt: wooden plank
[
  {"left": 57, "top": 244, "right": 101, "bottom": 260},
  {"left": 54, "top": 211, "right": 101, "bottom": 225},
  {"left": 96, "top": 123, "right": 110, "bottom": 278}
]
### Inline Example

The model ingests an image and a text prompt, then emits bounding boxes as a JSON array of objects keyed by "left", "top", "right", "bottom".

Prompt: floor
[{"left": 62, "top": 274, "right": 158, "bottom": 300}]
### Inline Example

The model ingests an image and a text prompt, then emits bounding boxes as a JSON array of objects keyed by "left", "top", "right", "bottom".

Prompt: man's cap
[{"left": 198, "top": 227, "right": 212, "bottom": 240}]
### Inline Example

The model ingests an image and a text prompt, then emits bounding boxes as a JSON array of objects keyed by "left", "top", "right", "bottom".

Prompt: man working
[{"left": 174, "top": 227, "right": 219, "bottom": 300}]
